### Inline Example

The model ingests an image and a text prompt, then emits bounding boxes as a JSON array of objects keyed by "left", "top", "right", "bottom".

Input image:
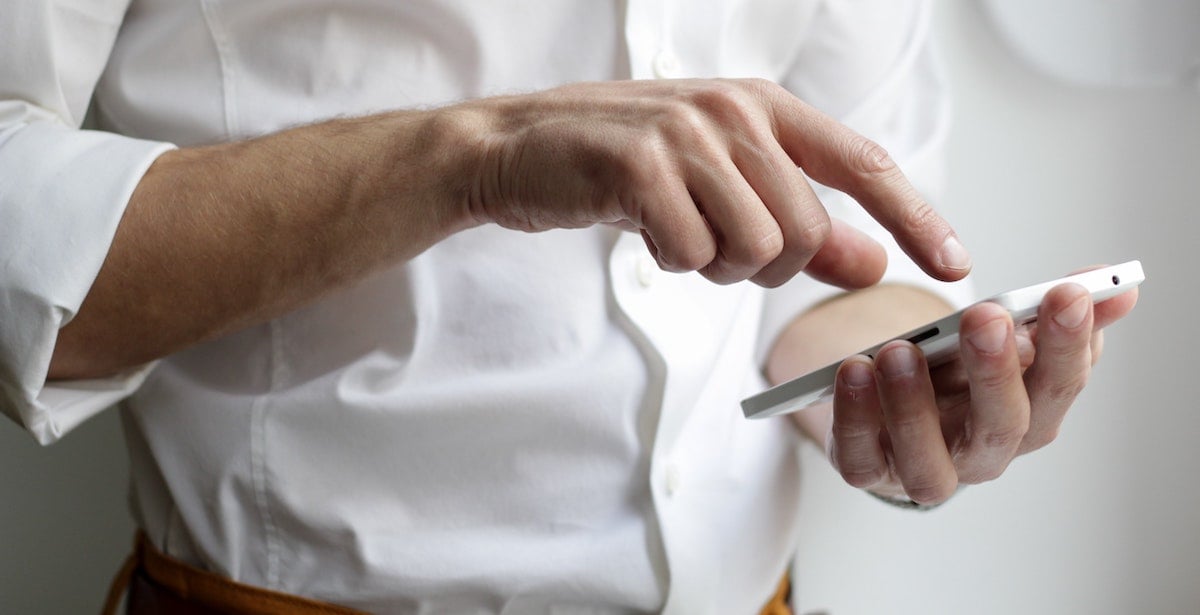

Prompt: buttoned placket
[
  {"left": 625, "top": 0, "right": 683, "bottom": 81},
  {"left": 620, "top": 3, "right": 713, "bottom": 611},
  {"left": 609, "top": 224, "right": 732, "bottom": 614}
]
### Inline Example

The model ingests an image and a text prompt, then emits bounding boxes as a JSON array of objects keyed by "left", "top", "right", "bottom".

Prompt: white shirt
[{"left": 0, "top": 1, "right": 970, "bottom": 613}]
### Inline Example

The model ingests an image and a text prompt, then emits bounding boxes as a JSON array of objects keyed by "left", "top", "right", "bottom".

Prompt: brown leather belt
[
  {"left": 102, "top": 532, "right": 364, "bottom": 615},
  {"left": 103, "top": 532, "right": 793, "bottom": 614},
  {"left": 761, "top": 574, "right": 794, "bottom": 615}
]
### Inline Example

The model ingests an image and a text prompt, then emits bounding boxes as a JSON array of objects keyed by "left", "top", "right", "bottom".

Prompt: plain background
[
  {"left": 1, "top": 1, "right": 1197, "bottom": 612},
  {"left": 792, "top": 2, "right": 1199, "bottom": 614}
]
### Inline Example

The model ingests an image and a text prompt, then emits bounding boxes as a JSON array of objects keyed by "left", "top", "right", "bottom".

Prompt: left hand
[{"left": 824, "top": 282, "right": 1138, "bottom": 504}]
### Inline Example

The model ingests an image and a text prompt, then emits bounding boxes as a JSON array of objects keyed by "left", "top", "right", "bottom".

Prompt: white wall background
[
  {"left": 1, "top": 1, "right": 1197, "bottom": 613},
  {"left": 793, "top": 2, "right": 1200, "bottom": 614}
]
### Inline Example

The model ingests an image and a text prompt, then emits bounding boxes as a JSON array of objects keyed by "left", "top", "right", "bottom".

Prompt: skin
[
  {"left": 46, "top": 77, "right": 1137, "bottom": 502},
  {"left": 768, "top": 279, "right": 1138, "bottom": 504},
  {"left": 49, "top": 78, "right": 969, "bottom": 378}
]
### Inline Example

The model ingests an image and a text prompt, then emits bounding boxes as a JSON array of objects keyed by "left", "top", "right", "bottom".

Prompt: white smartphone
[{"left": 741, "top": 260, "right": 1145, "bottom": 420}]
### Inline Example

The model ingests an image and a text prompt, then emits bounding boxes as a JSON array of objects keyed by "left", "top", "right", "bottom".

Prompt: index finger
[{"left": 766, "top": 88, "right": 971, "bottom": 282}]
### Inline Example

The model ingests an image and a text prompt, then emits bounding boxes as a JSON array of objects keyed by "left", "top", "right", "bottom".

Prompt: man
[{"left": 0, "top": 0, "right": 1136, "bottom": 613}]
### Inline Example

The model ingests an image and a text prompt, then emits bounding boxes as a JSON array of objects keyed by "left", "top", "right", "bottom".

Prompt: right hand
[{"left": 453, "top": 78, "right": 972, "bottom": 288}]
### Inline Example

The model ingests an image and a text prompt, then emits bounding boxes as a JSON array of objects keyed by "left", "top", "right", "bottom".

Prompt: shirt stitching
[
  {"left": 249, "top": 320, "right": 284, "bottom": 590},
  {"left": 198, "top": 0, "right": 275, "bottom": 587}
]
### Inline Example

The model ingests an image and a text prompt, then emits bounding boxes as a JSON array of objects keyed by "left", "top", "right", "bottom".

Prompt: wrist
[
  {"left": 367, "top": 108, "right": 487, "bottom": 239},
  {"left": 447, "top": 95, "right": 539, "bottom": 231}
]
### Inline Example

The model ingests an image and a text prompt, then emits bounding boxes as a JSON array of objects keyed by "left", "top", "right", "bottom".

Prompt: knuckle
[
  {"left": 750, "top": 266, "right": 794, "bottom": 289},
  {"left": 1021, "top": 425, "right": 1061, "bottom": 453},
  {"left": 727, "top": 227, "right": 784, "bottom": 268},
  {"left": 662, "top": 99, "right": 711, "bottom": 138},
  {"left": 904, "top": 476, "right": 958, "bottom": 506},
  {"left": 830, "top": 419, "right": 878, "bottom": 442},
  {"left": 899, "top": 199, "right": 941, "bottom": 237},
  {"left": 745, "top": 77, "right": 785, "bottom": 98},
  {"left": 841, "top": 468, "right": 886, "bottom": 490},
  {"left": 885, "top": 409, "right": 929, "bottom": 437},
  {"left": 1034, "top": 369, "right": 1090, "bottom": 407},
  {"left": 829, "top": 440, "right": 886, "bottom": 489},
  {"left": 701, "top": 268, "right": 738, "bottom": 286},
  {"left": 701, "top": 258, "right": 746, "bottom": 285},
  {"left": 691, "top": 82, "right": 759, "bottom": 128},
  {"left": 975, "top": 367, "right": 1021, "bottom": 391},
  {"left": 690, "top": 80, "right": 740, "bottom": 108},
  {"left": 664, "top": 243, "right": 715, "bottom": 273},
  {"left": 789, "top": 212, "right": 832, "bottom": 254},
  {"left": 959, "top": 462, "right": 1008, "bottom": 485},
  {"left": 846, "top": 136, "right": 895, "bottom": 175},
  {"left": 1045, "top": 381, "right": 1085, "bottom": 406},
  {"left": 979, "top": 423, "right": 1029, "bottom": 452},
  {"left": 755, "top": 230, "right": 786, "bottom": 264}
]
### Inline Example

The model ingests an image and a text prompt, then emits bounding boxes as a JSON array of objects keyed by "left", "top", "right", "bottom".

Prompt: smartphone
[{"left": 741, "top": 260, "right": 1145, "bottom": 420}]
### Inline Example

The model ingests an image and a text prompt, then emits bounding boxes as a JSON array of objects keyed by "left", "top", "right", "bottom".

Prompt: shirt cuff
[
  {"left": 0, "top": 120, "right": 174, "bottom": 444},
  {"left": 32, "top": 362, "right": 159, "bottom": 441}
]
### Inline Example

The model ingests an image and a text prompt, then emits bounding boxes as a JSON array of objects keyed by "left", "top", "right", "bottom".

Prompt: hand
[
  {"left": 455, "top": 79, "right": 971, "bottom": 288},
  {"left": 824, "top": 281, "right": 1139, "bottom": 505}
]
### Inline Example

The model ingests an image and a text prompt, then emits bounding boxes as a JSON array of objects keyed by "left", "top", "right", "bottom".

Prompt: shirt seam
[{"left": 250, "top": 319, "right": 285, "bottom": 589}]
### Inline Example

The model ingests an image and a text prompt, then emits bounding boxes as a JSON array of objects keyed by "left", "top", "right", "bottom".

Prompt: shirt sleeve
[
  {"left": 755, "top": 0, "right": 975, "bottom": 366},
  {"left": 0, "top": 0, "right": 175, "bottom": 445}
]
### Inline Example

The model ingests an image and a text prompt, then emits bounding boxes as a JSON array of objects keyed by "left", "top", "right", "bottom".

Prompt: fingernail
[
  {"left": 841, "top": 360, "right": 874, "bottom": 388},
  {"left": 877, "top": 345, "right": 918, "bottom": 378},
  {"left": 967, "top": 318, "right": 1008, "bottom": 354},
  {"left": 1053, "top": 294, "right": 1090, "bottom": 329},
  {"left": 939, "top": 235, "right": 972, "bottom": 272}
]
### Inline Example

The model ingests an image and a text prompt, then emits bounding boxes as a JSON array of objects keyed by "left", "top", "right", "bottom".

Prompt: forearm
[
  {"left": 47, "top": 77, "right": 971, "bottom": 382},
  {"left": 765, "top": 284, "right": 955, "bottom": 445},
  {"left": 48, "top": 111, "right": 482, "bottom": 380}
]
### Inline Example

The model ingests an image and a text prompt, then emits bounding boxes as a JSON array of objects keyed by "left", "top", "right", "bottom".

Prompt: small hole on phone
[
  {"left": 1112, "top": 275, "right": 1120, "bottom": 285},
  {"left": 906, "top": 327, "right": 940, "bottom": 345}
]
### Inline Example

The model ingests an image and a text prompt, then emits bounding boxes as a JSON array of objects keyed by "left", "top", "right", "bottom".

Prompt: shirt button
[
  {"left": 635, "top": 255, "right": 657, "bottom": 288},
  {"left": 665, "top": 463, "right": 682, "bottom": 496},
  {"left": 652, "top": 49, "right": 681, "bottom": 79}
]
